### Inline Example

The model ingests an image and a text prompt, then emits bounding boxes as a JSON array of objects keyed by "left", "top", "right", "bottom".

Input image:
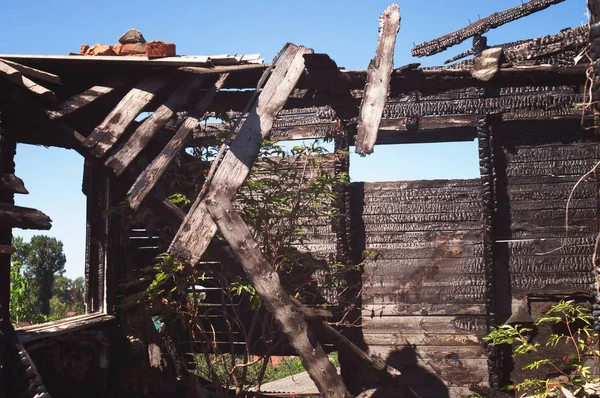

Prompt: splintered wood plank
[
  {"left": 205, "top": 194, "right": 350, "bottom": 398},
  {"left": 0, "top": 173, "right": 28, "bottom": 194},
  {"left": 411, "top": 0, "right": 566, "bottom": 57},
  {"left": 0, "top": 203, "right": 51, "bottom": 230},
  {"left": 168, "top": 44, "right": 313, "bottom": 264},
  {"left": 355, "top": 4, "right": 400, "bottom": 156},
  {"left": 0, "top": 60, "right": 56, "bottom": 102},
  {"left": 106, "top": 75, "right": 206, "bottom": 176},
  {"left": 83, "top": 75, "right": 170, "bottom": 158},
  {"left": 127, "top": 74, "right": 228, "bottom": 209},
  {"left": 0, "top": 58, "right": 61, "bottom": 85},
  {"left": 47, "top": 77, "right": 131, "bottom": 120}
]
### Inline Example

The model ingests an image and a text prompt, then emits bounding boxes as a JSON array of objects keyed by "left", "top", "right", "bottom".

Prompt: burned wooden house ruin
[{"left": 1, "top": 0, "right": 600, "bottom": 396}]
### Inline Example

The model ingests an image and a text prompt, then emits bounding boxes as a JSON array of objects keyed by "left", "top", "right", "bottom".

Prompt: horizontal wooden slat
[
  {"left": 362, "top": 285, "right": 486, "bottom": 305},
  {"left": 0, "top": 173, "right": 28, "bottom": 194},
  {"left": 362, "top": 302, "right": 486, "bottom": 317},
  {"left": 361, "top": 315, "right": 487, "bottom": 335}
]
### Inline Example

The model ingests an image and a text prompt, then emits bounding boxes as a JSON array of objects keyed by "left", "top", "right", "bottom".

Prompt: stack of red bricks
[{"left": 80, "top": 29, "right": 176, "bottom": 59}]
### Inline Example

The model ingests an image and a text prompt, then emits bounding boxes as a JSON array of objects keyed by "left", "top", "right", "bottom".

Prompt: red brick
[
  {"left": 145, "top": 41, "right": 176, "bottom": 58},
  {"left": 80, "top": 44, "right": 90, "bottom": 54},
  {"left": 85, "top": 44, "right": 116, "bottom": 56},
  {"left": 120, "top": 42, "right": 146, "bottom": 56}
]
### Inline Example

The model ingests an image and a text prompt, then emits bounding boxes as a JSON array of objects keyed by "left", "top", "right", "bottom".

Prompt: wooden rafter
[
  {"left": 0, "top": 58, "right": 61, "bottom": 85},
  {"left": 168, "top": 44, "right": 313, "bottom": 264},
  {"left": 0, "top": 203, "right": 51, "bottom": 230},
  {"left": 0, "top": 173, "right": 28, "bottom": 194},
  {"left": 126, "top": 73, "right": 229, "bottom": 210},
  {"left": 83, "top": 75, "right": 170, "bottom": 158},
  {"left": 412, "top": 0, "right": 566, "bottom": 57},
  {"left": 355, "top": 4, "right": 401, "bottom": 156},
  {"left": 105, "top": 75, "right": 206, "bottom": 176}
]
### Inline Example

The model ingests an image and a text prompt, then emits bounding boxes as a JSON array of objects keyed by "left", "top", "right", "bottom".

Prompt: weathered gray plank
[
  {"left": 362, "top": 302, "right": 486, "bottom": 317},
  {"left": 0, "top": 203, "right": 51, "bottom": 230},
  {"left": 47, "top": 77, "right": 131, "bottom": 119},
  {"left": 362, "top": 285, "right": 486, "bottom": 305},
  {"left": 168, "top": 44, "right": 314, "bottom": 264},
  {"left": 362, "top": 332, "right": 482, "bottom": 347},
  {"left": 361, "top": 315, "right": 487, "bottom": 335},
  {"left": 0, "top": 173, "right": 28, "bottom": 194},
  {"left": 127, "top": 74, "right": 229, "bottom": 210},
  {"left": 363, "top": 257, "right": 484, "bottom": 277},
  {"left": 84, "top": 75, "right": 170, "bottom": 158},
  {"left": 106, "top": 75, "right": 206, "bottom": 176},
  {"left": 355, "top": 4, "right": 400, "bottom": 156}
]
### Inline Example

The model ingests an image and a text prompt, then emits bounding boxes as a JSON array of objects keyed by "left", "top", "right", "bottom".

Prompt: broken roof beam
[
  {"left": 83, "top": 75, "right": 171, "bottom": 158},
  {"left": 355, "top": 4, "right": 401, "bottom": 156},
  {"left": 0, "top": 204, "right": 51, "bottom": 230},
  {"left": 412, "top": 0, "right": 566, "bottom": 57},
  {"left": 0, "top": 174, "right": 28, "bottom": 194},
  {"left": 0, "top": 60, "right": 56, "bottom": 103},
  {"left": 503, "top": 25, "right": 589, "bottom": 63},
  {"left": 127, "top": 73, "right": 229, "bottom": 210},
  {"left": 105, "top": 75, "right": 206, "bottom": 176},
  {"left": 168, "top": 44, "right": 313, "bottom": 264}
]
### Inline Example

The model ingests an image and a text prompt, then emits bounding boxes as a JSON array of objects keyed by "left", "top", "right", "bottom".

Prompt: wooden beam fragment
[
  {"left": 47, "top": 77, "right": 131, "bottom": 120},
  {"left": 355, "top": 4, "right": 400, "bottom": 156},
  {"left": 0, "top": 58, "right": 61, "bottom": 85},
  {"left": 205, "top": 194, "right": 351, "bottom": 398},
  {"left": 126, "top": 73, "right": 229, "bottom": 209},
  {"left": 0, "top": 173, "right": 28, "bottom": 194},
  {"left": 168, "top": 44, "right": 313, "bottom": 264},
  {"left": 83, "top": 75, "right": 170, "bottom": 158},
  {"left": 0, "top": 60, "right": 56, "bottom": 103},
  {"left": 105, "top": 75, "right": 206, "bottom": 176},
  {"left": 0, "top": 203, "right": 51, "bottom": 230},
  {"left": 412, "top": 0, "right": 566, "bottom": 57},
  {"left": 0, "top": 245, "right": 15, "bottom": 255}
]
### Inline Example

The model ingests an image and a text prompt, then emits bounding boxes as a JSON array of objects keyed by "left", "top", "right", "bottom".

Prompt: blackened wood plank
[
  {"left": 0, "top": 173, "right": 28, "bottom": 194},
  {"left": 127, "top": 74, "right": 228, "bottom": 210},
  {"left": 0, "top": 203, "right": 51, "bottom": 230},
  {"left": 362, "top": 332, "right": 482, "bottom": 347},
  {"left": 205, "top": 194, "right": 350, "bottom": 398},
  {"left": 362, "top": 244, "right": 483, "bottom": 260},
  {"left": 47, "top": 77, "right": 131, "bottom": 120},
  {"left": 106, "top": 75, "right": 206, "bottom": 176},
  {"left": 355, "top": 4, "right": 400, "bottom": 156},
  {"left": 363, "top": 257, "right": 484, "bottom": 277},
  {"left": 0, "top": 58, "right": 61, "bottom": 85},
  {"left": 0, "top": 60, "right": 55, "bottom": 103},
  {"left": 0, "top": 245, "right": 14, "bottom": 255},
  {"left": 363, "top": 285, "right": 486, "bottom": 305},
  {"left": 168, "top": 44, "right": 313, "bottom": 264},
  {"left": 411, "top": 0, "right": 566, "bottom": 57},
  {"left": 83, "top": 75, "right": 170, "bottom": 158}
]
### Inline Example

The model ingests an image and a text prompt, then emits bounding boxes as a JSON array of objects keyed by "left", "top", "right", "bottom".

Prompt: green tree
[
  {"left": 51, "top": 275, "right": 85, "bottom": 316},
  {"left": 15, "top": 235, "right": 67, "bottom": 316}
]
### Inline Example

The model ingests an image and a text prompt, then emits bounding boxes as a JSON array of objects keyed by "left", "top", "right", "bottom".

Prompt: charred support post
[
  {"left": 205, "top": 194, "right": 351, "bottom": 398},
  {"left": 0, "top": 132, "right": 15, "bottom": 323},
  {"left": 477, "top": 116, "right": 500, "bottom": 388}
]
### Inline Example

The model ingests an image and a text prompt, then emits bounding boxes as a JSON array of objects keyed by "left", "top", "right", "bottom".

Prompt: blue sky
[{"left": 1, "top": 0, "right": 589, "bottom": 277}]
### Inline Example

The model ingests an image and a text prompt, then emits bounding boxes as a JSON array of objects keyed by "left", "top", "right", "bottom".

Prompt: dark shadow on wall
[{"left": 361, "top": 344, "right": 449, "bottom": 398}]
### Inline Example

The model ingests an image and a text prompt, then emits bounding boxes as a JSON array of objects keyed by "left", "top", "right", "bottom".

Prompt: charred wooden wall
[
  {"left": 347, "top": 118, "right": 599, "bottom": 395},
  {"left": 351, "top": 180, "right": 488, "bottom": 397}
]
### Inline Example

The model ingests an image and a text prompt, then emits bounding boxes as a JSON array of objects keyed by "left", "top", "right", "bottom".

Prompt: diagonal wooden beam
[
  {"left": 168, "top": 44, "right": 313, "bottom": 264},
  {"left": 0, "top": 58, "right": 61, "bottom": 85},
  {"left": 105, "top": 75, "right": 206, "bottom": 177},
  {"left": 411, "top": 0, "right": 565, "bottom": 57},
  {"left": 0, "top": 60, "right": 56, "bottom": 103},
  {"left": 205, "top": 193, "right": 351, "bottom": 398},
  {"left": 83, "top": 75, "right": 170, "bottom": 158},
  {"left": 126, "top": 73, "right": 229, "bottom": 210},
  {"left": 355, "top": 4, "right": 400, "bottom": 156},
  {"left": 47, "top": 77, "right": 132, "bottom": 120}
]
